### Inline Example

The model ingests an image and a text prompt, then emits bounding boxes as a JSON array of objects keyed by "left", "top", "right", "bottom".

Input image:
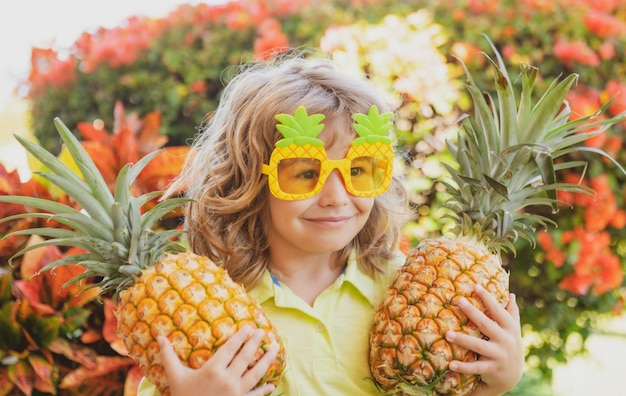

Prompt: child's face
[{"left": 266, "top": 124, "right": 375, "bottom": 256}]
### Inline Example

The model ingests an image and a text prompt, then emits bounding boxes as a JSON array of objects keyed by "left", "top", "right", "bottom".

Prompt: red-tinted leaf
[
  {"left": 0, "top": 368, "right": 15, "bottom": 396},
  {"left": 81, "top": 140, "right": 119, "bottom": 189},
  {"left": 102, "top": 299, "right": 127, "bottom": 356},
  {"left": 114, "top": 125, "right": 141, "bottom": 167},
  {"left": 60, "top": 356, "right": 134, "bottom": 389},
  {"left": 80, "top": 328, "right": 102, "bottom": 344},
  {"left": 19, "top": 238, "right": 97, "bottom": 310},
  {"left": 20, "top": 235, "right": 61, "bottom": 279},
  {"left": 102, "top": 299, "right": 117, "bottom": 343},
  {"left": 7, "top": 359, "right": 34, "bottom": 396},
  {"left": 48, "top": 339, "right": 97, "bottom": 368},
  {"left": 67, "top": 286, "right": 101, "bottom": 308},
  {"left": 12, "top": 281, "right": 56, "bottom": 315},
  {"left": 28, "top": 354, "right": 57, "bottom": 394},
  {"left": 77, "top": 121, "right": 110, "bottom": 142},
  {"left": 0, "top": 218, "right": 36, "bottom": 260},
  {"left": 141, "top": 146, "right": 191, "bottom": 191},
  {"left": 137, "top": 111, "right": 168, "bottom": 152}
]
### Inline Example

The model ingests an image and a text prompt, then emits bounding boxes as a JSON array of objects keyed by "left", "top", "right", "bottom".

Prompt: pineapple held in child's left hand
[
  {"left": 0, "top": 119, "right": 286, "bottom": 396},
  {"left": 369, "top": 40, "right": 626, "bottom": 396}
]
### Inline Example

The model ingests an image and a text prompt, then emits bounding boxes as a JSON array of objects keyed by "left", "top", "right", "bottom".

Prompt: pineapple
[
  {"left": 368, "top": 43, "right": 626, "bottom": 395},
  {"left": 0, "top": 119, "right": 286, "bottom": 396}
]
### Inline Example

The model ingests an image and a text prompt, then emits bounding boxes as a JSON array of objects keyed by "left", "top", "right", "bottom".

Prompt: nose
[{"left": 317, "top": 169, "right": 349, "bottom": 206}]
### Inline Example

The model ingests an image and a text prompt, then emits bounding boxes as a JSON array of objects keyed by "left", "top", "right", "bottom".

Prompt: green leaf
[{"left": 274, "top": 106, "right": 326, "bottom": 146}]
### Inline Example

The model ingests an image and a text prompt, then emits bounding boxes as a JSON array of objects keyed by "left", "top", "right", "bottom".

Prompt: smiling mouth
[{"left": 307, "top": 216, "right": 352, "bottom": 225}]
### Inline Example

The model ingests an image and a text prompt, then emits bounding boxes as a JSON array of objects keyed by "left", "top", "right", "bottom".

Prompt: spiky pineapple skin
[
  {"left": 116, "top": 251, "right": 286, "bottom": 396},
  {"left": 369, "top": 236, "right": 509, "bottom": 396}
]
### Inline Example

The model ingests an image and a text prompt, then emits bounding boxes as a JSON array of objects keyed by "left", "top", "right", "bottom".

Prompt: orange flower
[
  {"left": 537, "top": 230, "right": 566, "bottom": 267},
  {"left": 452, "top": 9, "right": 466, "bottom": 21},
  {"left": 609, "top": 209, "right": 626, "bottom": 229},
  {"left": 451, "top": 41, "right": 482, "bottom": 64},
  {"left": 584, "top": 174, "right": 618, "bottom": 231},
  {"left": 557, "top": 227, "right": 623, "bottom": 296},
  {"left": 253, "top": 18, "right": 289, "bottom": 60},
  {"left": 188, "top": 80, "right": 207, "bottom": 94}
]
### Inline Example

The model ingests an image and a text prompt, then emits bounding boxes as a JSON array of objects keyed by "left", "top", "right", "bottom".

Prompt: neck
[{"left": 270, "top": 252, "right": 346, "bottom": 306}]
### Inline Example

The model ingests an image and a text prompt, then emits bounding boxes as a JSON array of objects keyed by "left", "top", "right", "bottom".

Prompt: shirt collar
[{"left": 248, "top": 250, "right": 382, "bottom": 307}]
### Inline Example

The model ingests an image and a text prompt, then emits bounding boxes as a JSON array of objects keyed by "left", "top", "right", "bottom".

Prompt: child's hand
[
  {"left": 445, "top": 284, "right": 524, "bottom": 396},
  {"left": 158, "top": 326, "right": 280, "bottom": 396}
]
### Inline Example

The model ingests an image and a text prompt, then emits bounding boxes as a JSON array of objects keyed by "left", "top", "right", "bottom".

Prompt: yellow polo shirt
[{"left": 138, "top": 252, "right": 403, "bottom": 396}]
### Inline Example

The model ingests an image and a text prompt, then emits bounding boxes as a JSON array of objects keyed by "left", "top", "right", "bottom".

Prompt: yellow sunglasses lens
[
  {"left": 275, "top": 156, "right": 389, "bottom": 196},
  {"left": 277, "top": 158, "right": 322, "bottom": 194},
  {"left": 349, "top": 156, "right": 389, "bottom": 192}
]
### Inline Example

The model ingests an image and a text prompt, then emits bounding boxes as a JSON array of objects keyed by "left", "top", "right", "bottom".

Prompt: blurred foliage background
[{"left": 1, "top": 0, "right": 626, "bottom": 394}]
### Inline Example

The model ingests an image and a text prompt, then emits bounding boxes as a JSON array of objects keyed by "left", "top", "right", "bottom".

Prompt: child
[{"left": 138, "top": 52, "right": 523, "bottom": 396}]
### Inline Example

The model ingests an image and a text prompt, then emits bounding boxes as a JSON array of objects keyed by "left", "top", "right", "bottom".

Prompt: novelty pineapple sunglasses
[{"left": 262, "top": 105, "right": 395, "bottom": 200}]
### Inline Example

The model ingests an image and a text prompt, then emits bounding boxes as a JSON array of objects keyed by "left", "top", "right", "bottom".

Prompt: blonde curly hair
[{"left": 166, "top": 52, "right": 409, "bottom": 290}]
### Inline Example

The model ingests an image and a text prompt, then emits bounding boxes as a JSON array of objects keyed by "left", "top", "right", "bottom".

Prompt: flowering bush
[
  {"left": 22, "top": 0, "right": 418, "bottom": 153},
  {"left": 10, "top": 0, "right": 626, "bottom": 392}
]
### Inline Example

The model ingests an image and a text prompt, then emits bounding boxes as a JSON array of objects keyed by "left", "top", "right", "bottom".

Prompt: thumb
[{"left": 158, "top": 336, "right": 181, "bottom": 377}]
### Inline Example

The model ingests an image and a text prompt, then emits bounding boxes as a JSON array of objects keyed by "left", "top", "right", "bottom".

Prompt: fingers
[
  {"left": 246, "top": 384, "right": 276, "bottom": 396},
  {"left": 158, "top": 336, "right": 183, "bottom": 378},
  {"left": 226, "top": 328, "right": 266, "bottom": 374},
  {"left": 446, "top": 285, "right": 524, "bottom": 379},
  {"left": 212, "top": 326, "right": 256, "bottom": 363},
  {"left": 506, "top": 293, "right": 521, "bottom": 326},
  {"left": 242, "top": 344, "right": 279, "bottom": 394},
  {"left": 465, "top": 285, "right": 518, "bottom": 335},
  {"left": 444, "top": 285, "right": 512, "bottom": 362}
]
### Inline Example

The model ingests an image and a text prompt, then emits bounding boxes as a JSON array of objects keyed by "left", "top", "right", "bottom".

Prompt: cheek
[
  {"left": 268, "top": 196, "right": 307, "bottom": 226},
  {"left": 354, "top": 197, "right": 375, "bottom": 216}
]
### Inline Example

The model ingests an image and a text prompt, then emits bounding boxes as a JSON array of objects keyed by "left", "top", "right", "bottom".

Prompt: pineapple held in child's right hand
[{"left": 0, "top": 118, "right": 286, "bottom": 396}]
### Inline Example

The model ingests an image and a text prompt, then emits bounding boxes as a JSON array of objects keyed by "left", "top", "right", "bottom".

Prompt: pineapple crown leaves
[
  {"left": 0, "top": 118, "right": 189, "bottom": 298},
  {"left": 351, "top": 105, "right": 393, "bottom": 146},
  {"left": 274, "top": 106, "right": 326, "bottom": 148},
  {"left": 444, "top": 35, "right": 626, "bottom": 252}
]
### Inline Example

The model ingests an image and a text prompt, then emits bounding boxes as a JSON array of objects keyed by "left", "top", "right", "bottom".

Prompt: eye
[
  {"left": 297, "top": 169, "right": 319, "bottom": 179},
  {"left": 350, "top": 167, "right": 364, "bottom": 177}
]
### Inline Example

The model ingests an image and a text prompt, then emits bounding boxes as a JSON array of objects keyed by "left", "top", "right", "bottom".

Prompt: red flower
[
  {"left": 553, "top": 38, "right": 600, "bottom": 68},
  {"left": 468, "top": 0, "right": 500, "bottom": 14},
  {"left": 584, "top": 11, "right": 626, "bottom": 39},
  {"left": 27, "top": 47, "right": 76, "bottom": 96},
  {"left": 253, "top": 18, "right": 289, "bottom": 60},
  {"left": 598, "top": 40, "right": 616, "bottom": 60}
]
